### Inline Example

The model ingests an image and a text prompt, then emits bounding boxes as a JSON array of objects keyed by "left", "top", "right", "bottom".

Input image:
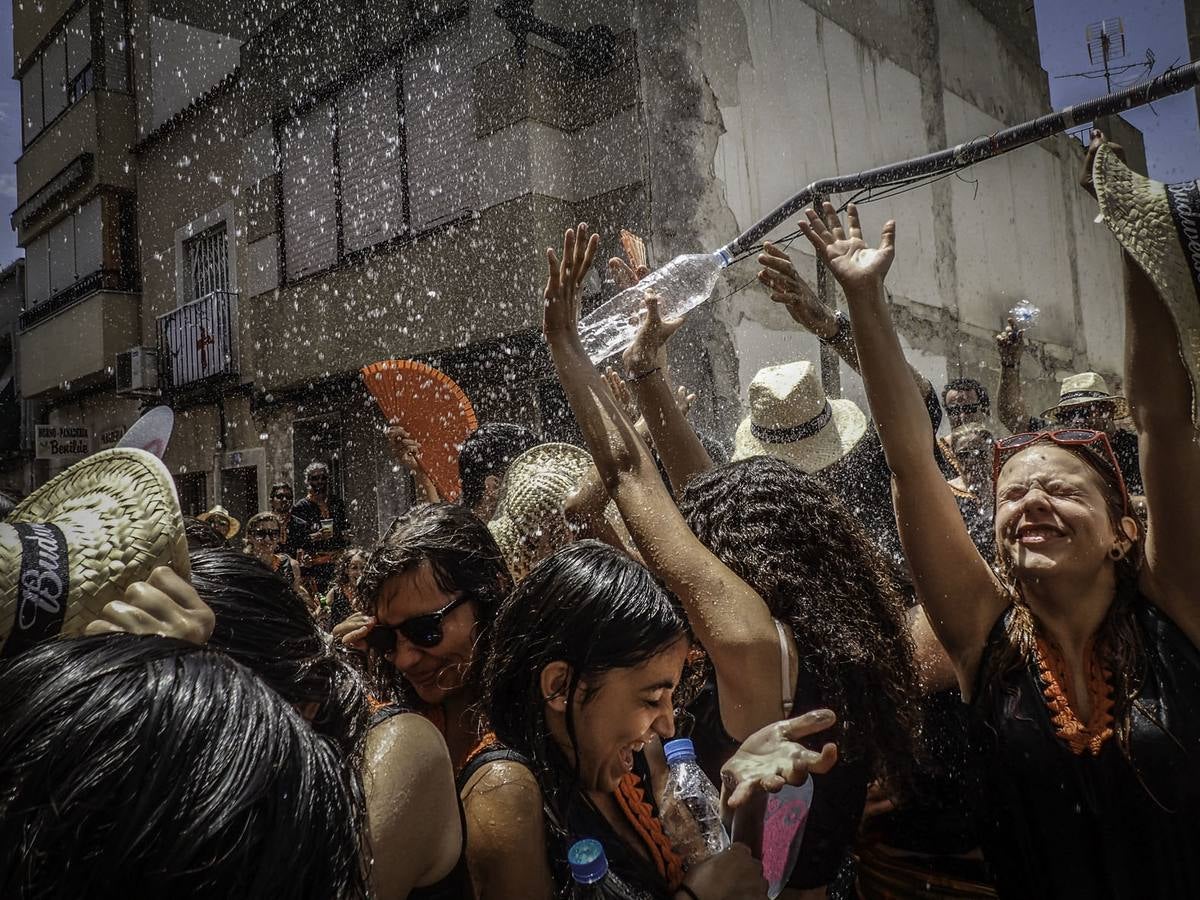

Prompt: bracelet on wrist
[
  {"left": 627, "top": 366, "right": 663, "bottom": 382},
  {"left": 818, "top": 310, "right": 850, "bottom": 345}
]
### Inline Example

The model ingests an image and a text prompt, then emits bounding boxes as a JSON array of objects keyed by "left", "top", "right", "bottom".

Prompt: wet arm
[
  {"left": 802, "top": 204, "right": 1003, "bottom": 689},
  {"left": 997, "top": 358, "right": 1027, "bottom": 434},
  {"left": 1123, "top": 253, "right": 1200, "bottom": 646},
  {"left": 626, "top": 369, "right": 712, "bottom": 495},
  {"left": 461, "top": 762, "right": 555, "bottom": 900}
]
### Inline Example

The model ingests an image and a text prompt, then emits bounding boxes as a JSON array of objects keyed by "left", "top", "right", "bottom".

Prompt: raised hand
[
  {"left": 544, "top": 223, "right": 600, "bottom": 341},
  {"left": 721, "top": 708, "right": 839, "bottom": 809},
  {"left": 622, "top": 291, "right": 685, "bottom": 378},
  {"left": 799, "top": 202, "right": 895, "bottom": 295},
  {"left": 385, "top": 421, "right": 426, "bottom": 472},
  {"left": 603, "top": 366, "right": 640, "bottom": 423},
  {"left": 84, "top": 566, "right": 215, "bottom": 645},
  {"left": 756, "top": 242, "right": 838, "bottom": 338},
  {"left": 995, "top": 316, "right": 1025, "bottom": 367},
  {"left": 674, "top": 382, "right": 697, "bottom": 417}
]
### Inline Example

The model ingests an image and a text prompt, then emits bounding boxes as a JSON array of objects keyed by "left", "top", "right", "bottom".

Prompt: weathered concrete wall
[{"left": 686, "top": 0, "right": 1140, "bottom": 437}]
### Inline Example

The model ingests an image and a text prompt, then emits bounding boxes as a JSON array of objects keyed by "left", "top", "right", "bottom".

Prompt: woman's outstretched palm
[{"left": 800, "top": 201, "right": 895, "bottom": 293}]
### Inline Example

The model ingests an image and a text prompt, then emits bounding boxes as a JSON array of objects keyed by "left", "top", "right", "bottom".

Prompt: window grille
[{"left": 185, "top": 223, "right": 230, "bottom": 301}]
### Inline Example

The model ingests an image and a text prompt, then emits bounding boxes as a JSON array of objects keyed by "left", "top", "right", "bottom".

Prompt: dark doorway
[
  {"left": 220, "top": 465, "right": 259, "bottom": 530},
  {"left": 175, "top": 471, "right": 208, "bottom": 517}
]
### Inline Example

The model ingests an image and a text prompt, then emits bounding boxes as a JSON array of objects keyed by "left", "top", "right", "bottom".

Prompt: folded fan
[{"left": 361, "top": 359, "right": 478, "bottom": 501}]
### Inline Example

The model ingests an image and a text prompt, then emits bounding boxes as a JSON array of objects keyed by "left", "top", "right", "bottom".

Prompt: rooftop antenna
[{"left": 1086, "top": 18, "right": 1128, "bottom": 93}]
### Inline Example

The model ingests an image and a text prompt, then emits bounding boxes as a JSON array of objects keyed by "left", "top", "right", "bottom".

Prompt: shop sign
[
  {"left": 97, "top": 427, "right": 126, "bottom": 451},
  {"left": 35, "top": 425, "right": 91, "bottom": 461}
]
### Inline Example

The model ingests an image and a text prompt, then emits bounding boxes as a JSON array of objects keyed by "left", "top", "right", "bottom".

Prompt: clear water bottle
[
  {"left": 1007, "top": 298, "right": 1040, "bottom": 329},
  {"left": 568, "top": 838, "right": 655, "bottom": 900},
  {"left": 577, "top": 252, "right": 727, "bottom": 363},
  {"left": 660, "top": 738, "right": 731, "bottom": 869}
]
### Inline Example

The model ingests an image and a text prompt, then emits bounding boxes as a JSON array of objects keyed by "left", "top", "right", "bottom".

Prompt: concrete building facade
[{"left": 10, "top": 0, "right": 1145, "bottom": 541}]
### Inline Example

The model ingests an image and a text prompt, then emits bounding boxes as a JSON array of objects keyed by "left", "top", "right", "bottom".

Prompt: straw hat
[
  {"left": 732, "top": 361, "right": 868, "bottom": 473},
  {"left": 1041, "top": 371, "right": 1129, "bottom": 421},
  {"left": 198, "top": 505, "right": 240, "bottom": 540},
  {"left": 1093, "top": 143, "right": 1200, "bottom": 427},
  {"left": 0, "top": 448, "right": 189, "bottom": 658},
  {"left": 488, "top": 443, "right": 591, "bottom": 583}
]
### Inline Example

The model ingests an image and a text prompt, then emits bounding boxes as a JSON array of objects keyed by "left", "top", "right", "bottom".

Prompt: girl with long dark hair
[
  {"left": 542, "top": 224, "right": 919, "bottom": 895},
  {"left": 461, "top": 540, "right": 838, "bottom": 899}
]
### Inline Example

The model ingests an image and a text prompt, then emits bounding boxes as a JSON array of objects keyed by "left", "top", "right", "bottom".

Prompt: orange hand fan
[{"left": 361, "top": 359, "right": 478, "bottom": 501}]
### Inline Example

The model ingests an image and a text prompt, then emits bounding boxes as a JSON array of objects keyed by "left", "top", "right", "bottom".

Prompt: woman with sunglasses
[
  {"left": 336, "top": 502, "right": 512, "bottom": 770},
  {"left": 461, "top": 539, "right": 838, "bottom": 900},
  {"left": 244, "top": 511, "right": 310, "bottom": 606},
  {"left": 799, "top": 186, "right": 1200, "bottom": 897}
]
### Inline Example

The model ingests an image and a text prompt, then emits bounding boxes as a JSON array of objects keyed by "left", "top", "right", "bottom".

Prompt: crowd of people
[{"left": 1, "top": 130, "right": 1197, "bottom": 899}]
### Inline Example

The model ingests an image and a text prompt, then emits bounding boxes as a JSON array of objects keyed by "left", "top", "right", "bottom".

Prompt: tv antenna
[{"left": 1054, "top": 18, "right": 1154, "bottom": 94}]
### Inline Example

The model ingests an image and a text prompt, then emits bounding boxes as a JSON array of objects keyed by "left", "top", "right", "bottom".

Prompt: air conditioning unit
[{"left": 115, "top": 347, "right": 159, "bottom": 394}]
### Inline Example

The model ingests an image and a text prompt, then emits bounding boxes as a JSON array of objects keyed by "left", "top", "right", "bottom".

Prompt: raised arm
[
  {"left": 995, "top": 318, "right": 1029, "bottom": 434},
  {"left": 621, "top": 294, "right": 713, "bottom": 494},
  {"left": 385, "top": 424, "right": 442, "bottom": 504},
  {"left": 798, "top": 204, "right": 1004, "bottom": 688},
  {"left": 544, "top": 224, "right": 786, "bottom": 740},
  {"left": 1081, "top": 131, "right": 1200, "bottom": 647}
]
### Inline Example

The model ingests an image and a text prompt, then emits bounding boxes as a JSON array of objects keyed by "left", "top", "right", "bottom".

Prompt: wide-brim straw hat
[
  {"left": 1041, "top": 371, "right": 1130, "bottom": 421},
  {"left": 0, "top": 448, "right": 189, "bottom": 657},
  {"left": 198, "top": 505, "right": 240, "bottom": 539},
  {"left": 1094, "top": 143, "right": 1200, "bottom": 428},
  {"left": 488, "top": 443, "right": 591, "bottom": 583},
  {"left": 732, "top": 361, "right": 868, "bottom": 473}
]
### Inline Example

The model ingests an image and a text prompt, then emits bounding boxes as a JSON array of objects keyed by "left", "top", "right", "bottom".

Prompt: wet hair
[
  {"left": 678, "top": 456, "right": 920, "bottom": 786},
  {"left": 358, "top": 502, "right": 512, "bottom": 703},
  {"left": 333, "top": 547, "right": 369, "bottom": 591},
  {"left": 190, "top": 550, "right": 369, "bottom": 762},
  {"left": 990, "top": 440, "right": 1146, "bottom": 754},
  {"left": 697, "top": 432, "right": 730, "bottom": 467},
  {"left": 476, "top": 541, "right": 688, "bottom": 805},
  {"left": 271, "top": 480, "right": 295, "bottom": 500},
  {"left": 184, "top": 515, "right": 226, "bottom": 550},
  {"left": 0, "top": 634, "right": 368, "bottom": 898},
  {"left": 458, "top": 423, "right": 540, "bottom": 511},
  {"left": 942, "top": 377, "right": 990, "bottom": 413},
  {"left": 305, "top": 461, "right": 330, "bottom": 481}
]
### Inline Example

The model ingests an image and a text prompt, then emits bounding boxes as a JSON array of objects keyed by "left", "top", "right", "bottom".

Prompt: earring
[{"left": 1108, "top": 546, "right": 1124, "bottom": 561}]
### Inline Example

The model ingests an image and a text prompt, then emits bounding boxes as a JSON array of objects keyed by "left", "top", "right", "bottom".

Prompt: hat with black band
[{"left": 0, "top": 448, "right": 189, "bottom": 658}]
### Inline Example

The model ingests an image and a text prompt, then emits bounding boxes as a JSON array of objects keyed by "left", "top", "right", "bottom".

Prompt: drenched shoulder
[
  {"left": 462, "top": 760, "right": 545, "bottom": 842},
  {"left": 367, "top": 712, "right": 450, "bottom": 776}
]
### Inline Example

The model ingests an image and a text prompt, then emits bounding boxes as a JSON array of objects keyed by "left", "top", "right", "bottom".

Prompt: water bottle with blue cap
[
  {"left": 567, "top": 838, "right": 655, "bottom": 899},
  {"left": 659, "top": 738, "right": 731, "bottom": 869}
]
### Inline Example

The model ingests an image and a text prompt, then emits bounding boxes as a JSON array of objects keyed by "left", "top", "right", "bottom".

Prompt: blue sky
[{"left": 0, "top": 1, "right": 1196, "bottom": 268}]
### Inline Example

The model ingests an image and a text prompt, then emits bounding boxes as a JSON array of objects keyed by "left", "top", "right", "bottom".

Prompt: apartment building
[{"left": 11, "top": 0, "right": 1143, "bottom": 540}]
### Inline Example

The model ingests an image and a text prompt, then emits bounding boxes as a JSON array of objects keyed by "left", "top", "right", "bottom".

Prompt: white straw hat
[
  {"left": 488, "top": 443, "right": 592, "bottom": 582},
  {"left": 732, "top": 361, "right": 868, "bottom": 473},
  {"left": 1041, "top": 371, "right": 1129, "bottom": 421},
  {"left": 0, "top": 448, "right": 189, "bottom": 658},
  {"left": 1093, "top": 142, "right": 1200, "bottom": 428}
]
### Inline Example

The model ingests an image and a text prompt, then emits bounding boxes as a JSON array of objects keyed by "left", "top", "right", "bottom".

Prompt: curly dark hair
[
  {"left": 942, "top": 377, "right": 991, "bottom": 413},
  {"left": 678, "top": 456, "right": 921, "bottom": 786},
  {"left": 358, "top": 502, "right": 512, "bottom": 705}
]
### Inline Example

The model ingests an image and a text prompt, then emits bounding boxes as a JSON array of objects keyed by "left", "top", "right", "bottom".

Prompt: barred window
[{"left": 185, "top": 223, "right": 230, "bottom": 301}]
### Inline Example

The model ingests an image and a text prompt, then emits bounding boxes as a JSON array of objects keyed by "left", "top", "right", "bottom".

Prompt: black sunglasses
[
  {"left": 948, "top": 402, "right": 982, "bottom": 415},
  {"left": 366, "top": 593, "right": 473, "bottom": 652},
  {"left": 251, "top": 529, "right": 280, "bottom": 539}
]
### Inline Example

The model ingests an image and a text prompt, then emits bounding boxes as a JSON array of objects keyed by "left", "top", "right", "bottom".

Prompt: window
[
  {"left": 23, "top": 198, "right": 106, "bottom": 307},
  {"left": 280, "top": 19, "right": 475, "bottom": 282},
  {"left": 185, "top": 223, "right": 230, "bottom": 301},
  {"left": 19, "top": 3, "right": 120, "bottom": 146}
]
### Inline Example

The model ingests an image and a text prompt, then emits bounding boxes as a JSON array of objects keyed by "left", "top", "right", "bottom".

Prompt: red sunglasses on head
[{"left": 992, "top": 429, "right": 1129, "bottom": 515}]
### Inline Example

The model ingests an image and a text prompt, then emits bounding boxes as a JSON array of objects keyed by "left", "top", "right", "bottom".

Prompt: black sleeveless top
[
  {"left": 970, "top": 601, "right": 1200, "bottom": 898},
  {"left": 369, "top": 705, "right": 473, "bottom": 900},
  {"left": 457, "top": 743, "right": 670, "bottom": 899}
]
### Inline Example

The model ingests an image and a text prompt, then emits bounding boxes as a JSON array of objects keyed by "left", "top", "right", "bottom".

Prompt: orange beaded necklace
[{"left": 1033, "top": 633, "right": 1115, "bottom": 756}]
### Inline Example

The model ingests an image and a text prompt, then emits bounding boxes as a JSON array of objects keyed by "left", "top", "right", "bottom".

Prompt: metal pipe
[{"left": 717, "top": 59, "right": 1200, "bottom": 263}]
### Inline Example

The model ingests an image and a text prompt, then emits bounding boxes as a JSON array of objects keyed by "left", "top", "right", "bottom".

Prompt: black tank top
[{"left": 970, "top": 600, "right": 1200, "bottom": 898}]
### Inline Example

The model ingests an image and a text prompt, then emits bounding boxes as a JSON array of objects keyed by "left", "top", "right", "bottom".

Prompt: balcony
[
  {"left": 156, "top": 292, "right": 240, "bottom": 392},
  {"left": 19, "top": 286, "right": 141, "bottom": 399}
]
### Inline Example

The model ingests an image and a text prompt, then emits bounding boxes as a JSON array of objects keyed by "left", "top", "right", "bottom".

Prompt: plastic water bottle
[
  {"left": 660, "top": 738, "right": 731, "bottom": 869},
  {"left": 577, "top": 252, "right": 727, "bottom": 363},
  {"left": 568, "top": 838, "right": 655, "bottom": 900},
  {"left": 1007, "top": 298, "right": 1040, "bottom": 329}
]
